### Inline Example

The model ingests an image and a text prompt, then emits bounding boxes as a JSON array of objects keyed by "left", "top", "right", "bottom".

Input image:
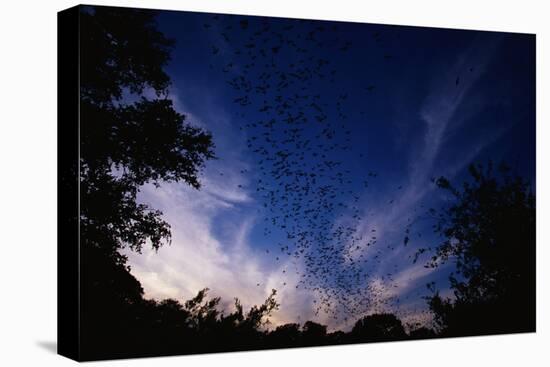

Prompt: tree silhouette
[
  {"left": 302, "top": 321, "right": 328, "bottom": 346},
  {"left": 80, "top": 6, "right": 214, "bottom": 261},
  {"left": 78, "top": 6, "right": 215, "bottom": 359},
  {"left": 350, "top": 313, "right": 407, "bottom": 342},
  {"left": 425, "top": 162, "right": 535, "bottom": 336},
  {"left": 267, "top": 323, "right": 302, "bottom": 348},
  {"left": 407, "top": 326, "right": 436, "bottom": 340}
]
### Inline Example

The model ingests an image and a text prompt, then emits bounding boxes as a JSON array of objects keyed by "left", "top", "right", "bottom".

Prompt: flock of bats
[{"left": 192, "top": 13, "right": 456, "bottom": 327}]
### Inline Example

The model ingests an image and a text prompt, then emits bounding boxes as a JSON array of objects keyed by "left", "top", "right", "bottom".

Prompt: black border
[{"left": 58, "top": 5, "right": 81, "bottom": 361}]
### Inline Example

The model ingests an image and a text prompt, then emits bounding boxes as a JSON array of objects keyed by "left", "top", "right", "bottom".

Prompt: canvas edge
[{"left": 57, "top": 4, "right": 81, "bottom": 362}]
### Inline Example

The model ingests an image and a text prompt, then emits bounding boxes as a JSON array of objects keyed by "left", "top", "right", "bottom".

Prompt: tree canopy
[
  {"left": 78, "top": 7, "right": 215, "bottom": 358},
  {"left": 425, "top": 162, "right": 535, "bottom": 336},
  {"left": 79, "top": 6, "right": 215, "bottom": 261}
]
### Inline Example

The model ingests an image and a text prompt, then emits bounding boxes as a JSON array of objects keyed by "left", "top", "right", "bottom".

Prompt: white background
[{"left": 0, "top": 0, "right": 548, "bottom": 365}]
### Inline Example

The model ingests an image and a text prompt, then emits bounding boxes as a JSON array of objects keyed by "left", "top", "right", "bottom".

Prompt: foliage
[
  {"left": 351, "top": 313, "right": 406, "bottom": 341},
  {"left": 78, "top": 6, "right": 215, "bottom": 358},
  {"left": 426, "top": 162, "right": 535, "bottom": 335},
  {"left": 79, "top": 6, "right": 215, "bottom": 260}
]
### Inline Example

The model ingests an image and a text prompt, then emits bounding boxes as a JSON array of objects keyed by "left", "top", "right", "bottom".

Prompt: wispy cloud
[
  {"left": 125, "top": 176, "right": 322, "bottom": 327},
  {"left": 412, "top": 35, "right": 504, "bottom": 183},
  {"left": 358, "top": 35, "right": 504, "bottom": 248},
  {"left": 124, "top": 92, "right": 321, "bottom": 328},
  {"left": 125, "top": 35, "right": 512, "bottom": 332},
  {"left": 339, "top": 36, "right": 507, "bottom": 320}
]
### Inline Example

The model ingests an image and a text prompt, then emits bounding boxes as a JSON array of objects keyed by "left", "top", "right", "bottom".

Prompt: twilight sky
[{"left": 124, "top": 9, "right": 535, "bottom": 331}]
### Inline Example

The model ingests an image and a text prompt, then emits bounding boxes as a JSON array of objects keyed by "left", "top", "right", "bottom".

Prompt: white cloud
[
  {"left": 125, "top": 176, "right": 322, "bottom": 328},
  {"left": 123, "top": 85, "right": 321, "bottom": 328},
  {"left": 329, "top": 37, "right": 509, "bottom": 330},
  {"left": 124, "top": 35, "right": 509, "bottom": 332},
  {"left": 349, "top": 35, "right": 504, "bottom": 260}
]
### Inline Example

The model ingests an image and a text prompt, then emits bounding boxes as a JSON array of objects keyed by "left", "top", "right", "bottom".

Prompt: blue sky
[{"left": 125, "top": 10, "right": 535, "bottom": 331}]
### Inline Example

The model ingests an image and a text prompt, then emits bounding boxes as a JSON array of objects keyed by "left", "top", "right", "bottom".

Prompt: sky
[{"left": 124, "top": 9, "right": 535, "bottom": 331}]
